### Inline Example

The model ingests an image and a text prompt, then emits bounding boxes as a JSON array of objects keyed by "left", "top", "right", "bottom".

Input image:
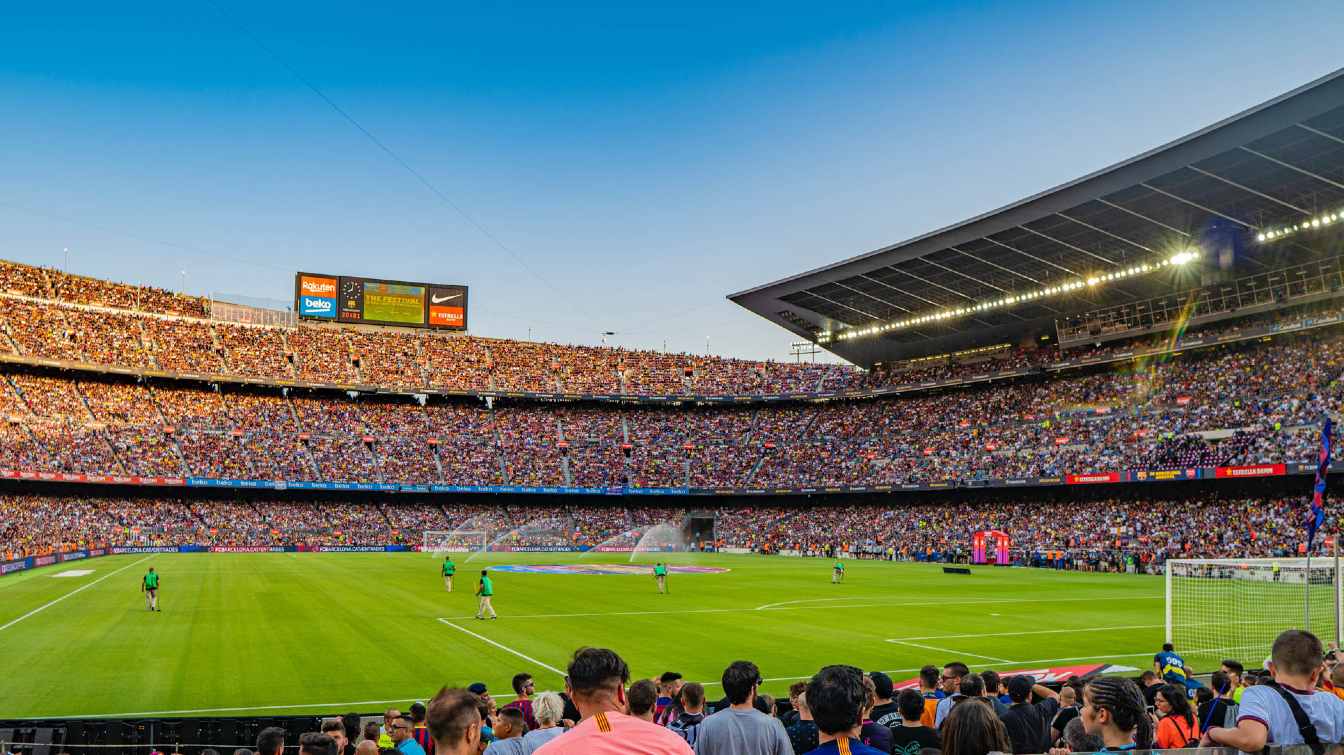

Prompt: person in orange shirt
[{"left": 1153, "top": 685, "right": 1200, "bottom": 749}]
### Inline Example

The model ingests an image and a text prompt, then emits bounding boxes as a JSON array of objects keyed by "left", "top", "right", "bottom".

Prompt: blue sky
[{"left": 2, "top": 1, "right": 1342, "bottom": 361}]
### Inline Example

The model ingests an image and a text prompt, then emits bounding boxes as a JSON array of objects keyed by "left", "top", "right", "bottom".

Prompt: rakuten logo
[{"left": 300, "top": 277, "right": 337, "bottom": 296}]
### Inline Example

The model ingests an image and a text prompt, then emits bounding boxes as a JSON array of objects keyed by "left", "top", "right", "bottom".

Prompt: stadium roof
[{"left": 729, "top": 68, "right": 1344, "bottom": 368}]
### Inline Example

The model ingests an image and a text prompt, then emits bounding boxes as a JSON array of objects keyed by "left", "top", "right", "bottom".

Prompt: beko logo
[
  {"left": 302, "top": 296, "right": 334, "bottom": 312},
  {"left": 431, "top": 292, "right": 462, "bottom": 304}
]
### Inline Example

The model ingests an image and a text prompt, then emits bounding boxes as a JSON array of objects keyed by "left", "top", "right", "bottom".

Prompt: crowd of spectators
[{"left": 0, "top": 490, "right": 1321, "bottom": 570}]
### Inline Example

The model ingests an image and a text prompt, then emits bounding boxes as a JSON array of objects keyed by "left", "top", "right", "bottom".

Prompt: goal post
[
  {"left": 423, "top": 530, "right": 487, "bottom": 556},
  {"left": 1166, "top": 557, "right": 1342, "bottom": 669}
]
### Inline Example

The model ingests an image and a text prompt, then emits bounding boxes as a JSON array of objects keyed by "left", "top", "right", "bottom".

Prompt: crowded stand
[{"left": 0, "top": 492, "right": 1320, "bottom": 566}]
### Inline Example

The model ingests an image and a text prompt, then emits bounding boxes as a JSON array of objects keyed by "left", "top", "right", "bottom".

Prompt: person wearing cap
[{"left": 1000, "top": 675, "right": 1059, "bottom": 755}]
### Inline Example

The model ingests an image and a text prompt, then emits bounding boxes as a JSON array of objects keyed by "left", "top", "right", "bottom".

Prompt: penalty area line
[
  {"left": 887, "top": 639, "right": 1011, "bottom": 664},
  {"left": 436, "top": 618, "right": 566, "bottom": 677},
  {"left": 0, "top": 555, "right": 154, "bottom": 633}
]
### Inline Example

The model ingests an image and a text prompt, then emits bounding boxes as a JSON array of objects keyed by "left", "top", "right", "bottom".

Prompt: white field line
[
  {"left": 436, "top": 619, "right": 567, "bottom": 676},
  {"left": 0, "top": 555, "right": 153, "bottom": 633},
  {"left": 437, "top": 593, "right": 1161, "bottom": 621},
  {"left": 888, "top": 624, "right": 1165, "bottom": 641},
  {"left": 21, "top": 692, "right": 522, "bottom": 721},
  {"left": 888, "top": 639, "right": 1011, "bottom": 664}
]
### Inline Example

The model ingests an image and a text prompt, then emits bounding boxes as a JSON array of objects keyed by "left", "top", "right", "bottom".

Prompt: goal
[
  {"left": 423, "top": 530, "right": 488, "bottom": 556},
  {"left": 1166, "top": 558, "right": 1342, "bottom": 668}
]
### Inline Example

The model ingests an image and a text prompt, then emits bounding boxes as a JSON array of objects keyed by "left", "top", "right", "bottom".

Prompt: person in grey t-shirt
[{"left": 695, "top": 661, "right": 794, "bottom": 755}]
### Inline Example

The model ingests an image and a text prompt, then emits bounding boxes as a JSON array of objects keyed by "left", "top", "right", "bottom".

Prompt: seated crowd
[
  {"left": 0, "top": 492, "right": 1318, "bottom": 567},
  {"left": 0, "top": 313, "right": 1337, "bottom": 488},
  {"left": 233, "top": 629, "right": 1344, "bottom": 755}
]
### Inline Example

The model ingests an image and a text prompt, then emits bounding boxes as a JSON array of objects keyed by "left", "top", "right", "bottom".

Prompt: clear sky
[{"left": 2, "top": 1, "right": 1342, "bottom": 362}]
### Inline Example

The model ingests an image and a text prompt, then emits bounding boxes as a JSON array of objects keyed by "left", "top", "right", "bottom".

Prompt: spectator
[
  {"left": 781, "top": 683, "right": 808, "bottom": 728},
  {"left": 868, "top": 672, "right": 901, "bottom": 730},
  {"left": 360, "top": 723, "right": 381, "bottom": 751},
  {"left": 1221, "top": 659, "right": 1247, "bottom": 704},
  {"left": 427, "top": 687, "right": 484, "bottom": 755},
  {"left": 522, "top": 692, "right": 567, "bottom": 753},
  {"left": 917, "top": 665, "right": 941, "bottom": 728},
  {"left": 1203, "top": 629, "right": 1344, "bottom": 750},
  {"left": 940, "top": 700, "right": 1011, "bottom": 755},
  {"left": 977, "top": 671, "right": 1009, "bottom": 717},
  {"left": 504, "top": 674, "right": 540, "bottom": 731},
  {"left": 858, "top": 675, "right": 892, "bottom": 754},
  {"left": 342, "top": 714, "right": 362, "bottom": 755},
  {"left": 1081, "top": 677, "right": 1152, "bottom": 750},
  {"left": 379, "top": 709, "right": 402, "bottom": 750},
  {"left": 1153, "top": 684, "right": 1199, "bottom": 748},
  {"left": 534, "top": 646, "right": 691, "bottom": 754},
  {"left": 669, "top": 682, "right": 708, "bottom": 747},
  {"left": 694, "top": 660, "right": 791, "bottom": 755},
  {"left": 256, "top": 727, "right": 285, "bottom": 755},
  {"left": 355, "top": 743, "right": 379, "bottom": 755},
  {"left": 1050, "top": 685, "right": 1080, "bottom": 743},
  {"left": 322, "top": 719, "right": 350, "bottom": 755},
  {"left": 408, "top": 704, "right": 435, "bottom": 755},
  {"left": 889, "top": 689, "right": 939, "bottom": 755},
  {"left": 1051, "top": 717, "right": 1104, "bottom": 755},
  {"left": 485, "top": 709, "right": 528, "bottom": 755},
  {"left": 629, "top": 680, "right": 659, "bottom": 722},
  {"left": 1001, "top": 674, "right": 1060, "bottom": 755},
  {"left": 1199, "top": 671, "right": 1236, "bottom": 731},
  {"left": 933, "top": 662, "right": 970, "bottom": 727},
  {"left": 805, "top": 665, "right": 886, "bottom": 755},
  {"left": 391, "top": 716, "right": 426, "bottom": 755},
  {"left": 300, "top": 734, "right": 338, "bottom": 755},
  {"left": 783, "top": 691, "right": 818, "bottom": 754},
  {"left": 656, "top": 672, "right": 685, "bottom": 726},
  {"left": 1138, "top": 671, "right": 1162, "bottom": 708}
]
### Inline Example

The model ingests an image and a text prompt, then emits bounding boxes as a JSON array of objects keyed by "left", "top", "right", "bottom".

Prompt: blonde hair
[{"left": 533, "top": 692, "right": 565, "bottom": 726}]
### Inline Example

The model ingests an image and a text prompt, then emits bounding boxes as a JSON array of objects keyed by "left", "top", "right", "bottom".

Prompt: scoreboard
[{"left": 295, "top": 272, "right": 467, "bottom": 330}]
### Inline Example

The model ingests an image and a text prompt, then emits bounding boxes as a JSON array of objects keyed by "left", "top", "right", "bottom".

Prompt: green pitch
[{"left": 0, "top": 552, "right": 1164, "bottom": 719}]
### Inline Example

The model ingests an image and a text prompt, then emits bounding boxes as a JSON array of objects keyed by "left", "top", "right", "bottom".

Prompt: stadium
[{"left": 4, "top": 13, "right": 1344, "bottom": 755}]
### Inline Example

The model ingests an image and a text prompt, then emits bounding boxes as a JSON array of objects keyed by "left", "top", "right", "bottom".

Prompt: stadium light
[
  {"left": 1256, "top": 209, "right": 1343, "bottom": 244},
  {"left": 820, "top": 246, "right": 1202, "bottom": 343}
]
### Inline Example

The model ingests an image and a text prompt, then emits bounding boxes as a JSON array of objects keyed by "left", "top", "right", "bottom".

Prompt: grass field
[{"left": 0, "top": 551, "right": 1166, "bottom": 719}]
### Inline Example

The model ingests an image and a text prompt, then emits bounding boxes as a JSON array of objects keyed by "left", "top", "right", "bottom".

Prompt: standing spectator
[
  {"left": 978, "top": 671, "right": 1010, "bottom": 717},
  {"left": 781, "top": 683, "right": 808, "bottom": 728},
  {"left": 940, "top": 700, "right": 1011, "bottom": 755},
  {"left": 1056, "top": 717, "right": 1104, "bottom": 754},
  {"left": 629, "top": 680, "right": 659, "bottom": 722},
  {"left": 322, "top": 719, "right": 350, "bottom": 755},
  {"left": 392, "top": 716, "right": 426, "bottom": 755},
  {"left": 1199, "top": 671, "right": 1235, "bottom": 731},
  {"left": 1081, "top": 677, "right": 1152, "bottom": 751},
  {"left": 522, "top": 692, "right": 567, "bottom": 753},
  {"left": 409, "top": 702, "right": 436, "bottom": 755},
  {"left": 1221, "top": 660, "right": 1246, "bottom": 704},
  {"left": 1000, "top": 674, "right": 1060, "bottom": 755},
  {"left": 656, "top": 672, "right": 685, "bottom": 726},
  {"left": 1153, "top": 684, "right": 1199, "bottom": 748},
  {"left": 1203, "top": 630, "right": 1344, "bottom": 750},
  {"left": 889, "top": 689, "right": 939, "bottom": 755},
  {"left": 805, "top": 665, "right": 886, "bottom": 755},
  {"left": 695, "top": 660, "right": 792, "bottom": 755},
  {"left": 342, "top": 714, "right": 361, "bottom": 755},
  {"left": 784, "top": 692, "right": 818, "bottom": 755},
  {"left": 256, "top": 727, "right": 285, "bottom": 755},
  {"left": 359, "top": 723, "right": 381, "bottom": 752},
  {"left": 379, "top": 709, "right": 403, "bottom": 750},
  {"left": 669, "top": 683, "right": 708, "bottom": 747},
  {"left": 859, "top": 675, "right": 892, "bottom": 754},
  {"left": 933, "top": 662, "right": 969, "bottom": 727},
  {"left": 1139, "top": 671, "right": 1163, "bottom": 708},
  {"left": 868, "top": 672, "right": 901, "bottom": 730},
  {"left": 504, "top": 674, "right": 540, "bottom": 731},
  {"left": 917, "top": 666, "right": 941, "bottom": 727},
  {"left": 427, "top": 687, "right": 484, "bottom": 755},
  {"left": 355, "top": 742, "right": 379, "bottom": 755},
  {"left": 1050, "top": 685, "right": 1081, "bottom": 743},
  {"left": 300, "top": 734, "right": 338, "bottom": 755},
  {"left": 534, "top": 646, "right": 691, "bottom": 754},
  {"left": 485, "top": 709, "right": 528, "bottom": 755}
]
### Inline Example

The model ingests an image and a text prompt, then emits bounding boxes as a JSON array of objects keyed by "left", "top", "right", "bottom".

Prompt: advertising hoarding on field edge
[{"left": 295, "top": 272, "right": 468, "bottom": 330}]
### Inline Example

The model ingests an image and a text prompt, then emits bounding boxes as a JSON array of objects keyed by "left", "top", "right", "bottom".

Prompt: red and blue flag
[{"left": 1308, "top": 417, "right": 1333, "bottom": 550}]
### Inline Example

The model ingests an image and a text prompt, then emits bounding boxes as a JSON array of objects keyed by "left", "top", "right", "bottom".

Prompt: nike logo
[{"left": 431, "top": 293, "right": 462, "bottom": 304}]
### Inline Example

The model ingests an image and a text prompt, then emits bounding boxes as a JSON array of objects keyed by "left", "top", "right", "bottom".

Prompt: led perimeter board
[{"left": 295, "top": 272, "right": 467, "bottom": 330}]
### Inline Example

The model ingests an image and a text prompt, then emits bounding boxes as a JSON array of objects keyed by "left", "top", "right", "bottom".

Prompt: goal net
[
  {"left": 423, "top": 530, "right": 487, "bottom": 556},
  {"left": 1167, "top": 558, "right": 1341, "bottom": 668}
]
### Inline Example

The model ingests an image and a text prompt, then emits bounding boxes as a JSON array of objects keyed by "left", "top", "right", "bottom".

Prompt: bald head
[{"left": 355, "top": 741, "right": 378, "bottom": 755}]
